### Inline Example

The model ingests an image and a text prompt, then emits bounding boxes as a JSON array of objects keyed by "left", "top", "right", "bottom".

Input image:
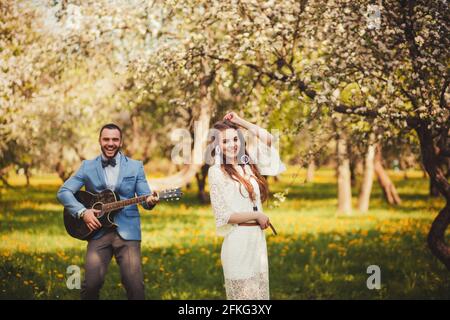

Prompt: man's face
[{"left": 99, "top": 128, "right": 122, "bottom": 159}]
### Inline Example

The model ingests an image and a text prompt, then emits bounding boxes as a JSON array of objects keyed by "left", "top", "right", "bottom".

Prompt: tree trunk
[
  {"left": 24, "top": 165, "right": 31, "bottom": 187},
  {"left": 55, "top": 161, "right": 73, "bottom": 182},
  {"left": 429, "top": 157, "right": 449, "bottom": 197},
  {"left": 195, "top": 164, "right": 209, "bottom": 203},
  {"left": 306, "top": 159, "right": 315, "bottom": 183},
  {"left": 374, "top": 144, "right": 402, "bottom": 205},
  {"left": 147, "top": 70, "right": 213, "bottom": 191},
  {"left": 54, "top": 147, "right": 72, "bottom": 182},
  {"left": 416, "top": 126, "right": 450, "bottom": 270},
  {"left": 421, "top": 164, "right": 428, "bottom": 179},
  {"left": 336, "top": 134, "right": 352, "bottom": 215},
  {"left": 0, "top": 175, "right": 12, "bottom": 188},
  {"left": 348, "top": 145, "right": 358, "bottom": 188},
  {"left": 0, "top": 166, "right": 12, "bottom": 188},
  {"left": 358, "top": 135, "right": 376, "bottom": 213},
  {"left": 430, "top": 179, "right": 441, "bottom": 197},
  {"left": 147, "top": 104, "right": 211, "bottom": 190}
]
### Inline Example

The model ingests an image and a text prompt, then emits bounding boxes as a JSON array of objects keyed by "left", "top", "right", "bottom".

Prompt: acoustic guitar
[{"left": 63, "top": 188, "right": 182, "bottom": 240}]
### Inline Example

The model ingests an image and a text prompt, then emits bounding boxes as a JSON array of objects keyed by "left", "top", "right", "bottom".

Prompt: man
[{"left": 57, "top": 123, "right": 159, "bottom": 300}]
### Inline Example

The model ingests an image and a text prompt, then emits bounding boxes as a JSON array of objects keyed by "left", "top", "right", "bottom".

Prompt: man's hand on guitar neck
[
  {"left": 82, "top": 208, "right": 102, "bottom": 231},
  {"left": 145, "top": 191, "right": 159, "bottom": 207}
]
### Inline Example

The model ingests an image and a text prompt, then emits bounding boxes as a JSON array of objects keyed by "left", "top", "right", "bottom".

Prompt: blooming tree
[{"left": 144, "top": 0, "right": 450, "bottom": 268}]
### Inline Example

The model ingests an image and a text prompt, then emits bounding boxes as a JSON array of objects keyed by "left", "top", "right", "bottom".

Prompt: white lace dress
[{"left": 208, "top": 139, "right": 286, "bottom": 300}]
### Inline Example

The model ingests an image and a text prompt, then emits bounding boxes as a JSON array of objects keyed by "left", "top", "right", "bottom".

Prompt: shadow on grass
[{"left": 0, "top": 207, "right": 202, "bottom": 236}]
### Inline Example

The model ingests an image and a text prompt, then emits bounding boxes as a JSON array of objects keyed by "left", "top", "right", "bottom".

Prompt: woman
[{"left": 207, "top": 111, "right": 286, "bottom": 300}]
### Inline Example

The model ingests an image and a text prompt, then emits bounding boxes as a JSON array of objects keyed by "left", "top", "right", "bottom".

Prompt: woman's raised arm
[{"left": 223, "top": 111, "right": 273, "bottom": 147}]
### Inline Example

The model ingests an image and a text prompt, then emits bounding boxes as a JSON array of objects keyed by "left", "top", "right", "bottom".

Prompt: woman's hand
[
  {"left": 256, "top": 213, "right": 270, "bottom": 230},
  {"left": 223, "top": 111, "right": 243, "bottom": 125},
  {"left": 223, "top": 111, "right": 273, "bottom": 147}
]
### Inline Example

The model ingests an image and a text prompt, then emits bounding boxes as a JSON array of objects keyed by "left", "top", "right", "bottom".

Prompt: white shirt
[
  {"left": 102, "top": 152, "right": 121, "bottom": 191},
  {"left": 77, "top": 152, "right": 121, "bottom": 218}
]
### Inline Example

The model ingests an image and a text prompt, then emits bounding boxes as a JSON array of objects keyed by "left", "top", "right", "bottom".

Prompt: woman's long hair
[{"left": 208, "top": 120, "right": 269, "bottom": 203}]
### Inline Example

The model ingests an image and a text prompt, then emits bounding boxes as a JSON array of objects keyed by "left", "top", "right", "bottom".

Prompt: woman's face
[{"left": 219, "top": 128, "right": 241, "bottom": 162}]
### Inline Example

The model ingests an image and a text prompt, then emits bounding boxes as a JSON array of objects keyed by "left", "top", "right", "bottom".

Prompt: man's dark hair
[{"left": 99, "top": 123, "right": 123, "bottom": 140}]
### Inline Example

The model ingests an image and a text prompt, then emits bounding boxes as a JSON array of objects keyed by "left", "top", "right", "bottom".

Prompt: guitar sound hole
[{"left": 92, "top": 202, "right": 104, "bottom": 218}]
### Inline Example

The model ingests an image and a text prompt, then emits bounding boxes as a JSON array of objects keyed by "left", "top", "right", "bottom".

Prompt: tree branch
[{"left": 203, "top": 53, "right": 420, "bottom": 125}]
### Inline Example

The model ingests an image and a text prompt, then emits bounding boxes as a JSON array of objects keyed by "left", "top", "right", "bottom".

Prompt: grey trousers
[{"left": 80, "top": 229, "right": 145, "bottom": 300}]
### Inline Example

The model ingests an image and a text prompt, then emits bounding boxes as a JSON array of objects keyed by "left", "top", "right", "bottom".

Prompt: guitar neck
[{"left": 103, "top": 195, "right": 149, "bottom": 212}]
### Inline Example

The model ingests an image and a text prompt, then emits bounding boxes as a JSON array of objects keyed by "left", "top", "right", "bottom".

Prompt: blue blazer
[{"left": 57, "top": 154, "right": 153, "bottom": 241}]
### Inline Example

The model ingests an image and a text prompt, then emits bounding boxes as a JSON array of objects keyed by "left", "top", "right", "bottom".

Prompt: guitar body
[
  {"left": 63, "top": 189, "right": 121, "bottom": 240},
  {"left": 63, "top": 187, "right": 182, "bottom": 240}
]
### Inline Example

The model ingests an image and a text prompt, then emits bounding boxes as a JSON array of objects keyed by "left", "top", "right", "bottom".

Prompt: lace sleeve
[
  {"left": 208, "top": 166, "right": 237, "bottom": 237},
  {"left": 248, "top": 136, "right": 286, "bottom": 176}
]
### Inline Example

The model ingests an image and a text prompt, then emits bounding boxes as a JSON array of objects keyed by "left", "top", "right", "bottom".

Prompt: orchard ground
[{"left": 0, "top": 167, "right": 449, "bottom": 299}]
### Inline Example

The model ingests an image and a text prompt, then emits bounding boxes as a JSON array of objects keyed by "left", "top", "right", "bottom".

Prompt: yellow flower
[{"left": 328, "top": 243, "right": 338, "bottom": 250}]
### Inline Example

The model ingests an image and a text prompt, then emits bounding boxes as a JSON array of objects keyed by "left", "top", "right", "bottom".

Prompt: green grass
[{"left": 0, "top": 168, "right": 449, "bottom": 299}]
